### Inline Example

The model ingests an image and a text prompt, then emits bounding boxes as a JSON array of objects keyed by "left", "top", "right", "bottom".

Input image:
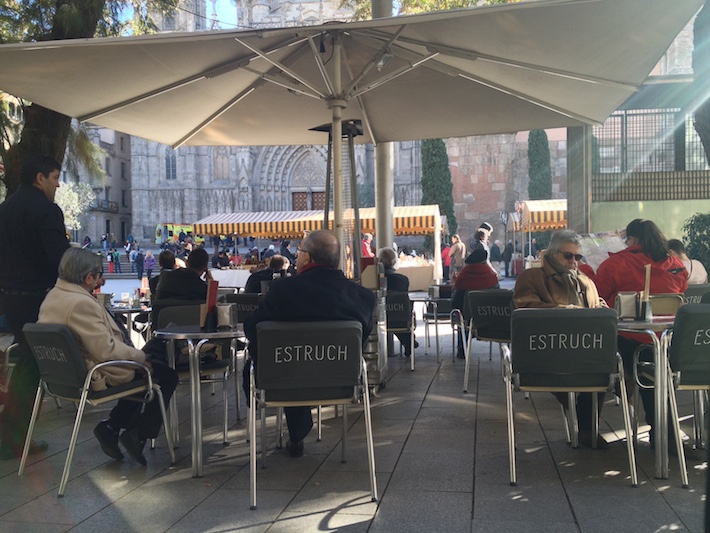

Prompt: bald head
[{"left": 301, "top": 230, "right": 340, "bottom": 268}]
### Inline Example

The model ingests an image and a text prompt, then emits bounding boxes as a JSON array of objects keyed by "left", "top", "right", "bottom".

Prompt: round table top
[
  {"left": 617, "top": 315, "right": 675, "bottom": 333},
  {"left": 154, "top": 326, "right": 241, "bottom": 340}
]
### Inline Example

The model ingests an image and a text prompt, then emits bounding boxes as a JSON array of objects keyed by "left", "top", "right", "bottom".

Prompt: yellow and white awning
[
  {"left": 508, "top": 199, "right": 567, "bottom": 232},
  {"left": 193, "top": 205, "right": 444, "bottom": 240}
]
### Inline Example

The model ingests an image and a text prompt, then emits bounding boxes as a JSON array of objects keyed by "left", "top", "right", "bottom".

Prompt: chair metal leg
[
  {"left": 260, "top": 393, "right": 267, "bottom": 463},
  {"left": 592, "top": 392, "right": 599, "bottom": 449},
  {"left": 434, "top": 313, "right": 440, "bottom": 363},
  {"left": 58, "top": 389, "right": 92, "bottom": 497},
  {"left": 667, "top": 368, "right": 689, "bottom": 487},
  {"left": 410, "top": 325, "right": 415, "bottom": 371},
  {"left": 18, "top": 384, "right": 44, "bottom": 476},
  {"left": 277, "top": 407, "right": 284, "bottom": 448},
  {"left": 222, "top": 379, "right": 229, "bottom": 445},
  {"left": 156, "top": 385, "right": 176, "bottom": 465},
  {"left": 693, "top": 390, "right": 705, "bottom": 449},
  {"left": 463, "top": 323, "right": 474, "bottom": 393},
  {"left": 617, "top": 360, "right": 638, "bottom": 487},
  {"left": 568, "top": 392, "right": 579, "bottom": 448},
  {"left": 249, "top": 372, "right": 257, "bottom": 510},
  {"left": 233, "top": 341, "right": 242, "bottom": 423},
  {"left": 503, "top": 360, "right": 517, "bottom": 486},
  {"left": 488, "top": 341, "right": 492, "bottom": 361},
  {"left": 361, "top": 360, "right": 378, "bottom": 502},
  {"left": 341, "top": 404, "right": 347, "bottom": 463},
  {"left": 561, "top": 404, "right": 571, "bottom": 444},
  {"left": 317, "top": 405, "right": 322, "bottom": 442},
  {"left": 632, "top": 378, "right": 640, "bottom": 446}
]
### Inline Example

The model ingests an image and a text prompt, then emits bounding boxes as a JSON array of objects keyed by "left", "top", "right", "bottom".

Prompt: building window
[
  {"left": 593, "top": 109, "right": 709, "bottom": 174},
  {"left": 121, "top": 161, "right": 126, "bottom": 179},
  {"left": 120, "top": 136, "right": 124, "bottom": 151},
  {"left": 165, "top": 148, "right": 177, "bottom": 180},
  {"left": 105, "top": 157, "right": 110, "bottom": 175},
  {"left": 104, "top": 187, "right": 110, "bottom": 201},
  {"left": 121, "top": 190, "right": 127, "bottom": 207},
  {"left": 164, "top": 9, "right": 176, "bottom": 30}
]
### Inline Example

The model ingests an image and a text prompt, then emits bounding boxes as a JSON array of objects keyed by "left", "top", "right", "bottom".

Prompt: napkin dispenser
[
  {"left": 217, "top": 303, "right": 234, "bottom": 328},
  {"left": 615, "top": 292, "right": 652, "bottom": 321}
]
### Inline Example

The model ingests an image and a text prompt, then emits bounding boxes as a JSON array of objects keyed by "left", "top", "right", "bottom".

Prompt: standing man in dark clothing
[
  {"left": 244, "top": 230, "right": 375, "bottom": 458},
  {"left": 0, "top": 154, "right": 70, "bottom": 459}
]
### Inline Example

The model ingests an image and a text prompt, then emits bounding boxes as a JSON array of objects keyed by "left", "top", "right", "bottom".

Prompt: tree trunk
[
  {"left": 2, "top": 0, "right": 107, "bottom": 195},
  {"left": 693, "top": 2, "right": 710, "bottom": 166}
]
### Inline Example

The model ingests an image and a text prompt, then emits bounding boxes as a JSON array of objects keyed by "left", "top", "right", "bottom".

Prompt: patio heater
[{"left": 310, "top": 119, "right": 364, "bottom": 279}]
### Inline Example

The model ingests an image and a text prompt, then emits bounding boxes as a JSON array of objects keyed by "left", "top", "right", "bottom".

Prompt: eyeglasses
[{"left": 559, "top": 252, "right": 583, "bottom": 261}]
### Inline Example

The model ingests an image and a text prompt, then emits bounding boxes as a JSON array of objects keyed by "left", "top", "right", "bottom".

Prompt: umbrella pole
[
  {"left": 324, "top": 131, "right": 332, "bottom": 229},
  {"left": 349, "top": 127, "right": 363, "bottom": 279},
  {"left": 329, "top": 34, "right": 346, "bottom": 267}
]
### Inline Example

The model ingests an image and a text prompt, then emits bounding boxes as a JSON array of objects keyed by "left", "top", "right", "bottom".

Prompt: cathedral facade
[{"left": 130, "top": 0, "right": 423, "bottom": 242}]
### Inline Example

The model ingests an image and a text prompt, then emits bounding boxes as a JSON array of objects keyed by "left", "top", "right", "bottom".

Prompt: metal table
[
  {"left": 154, "top": 326, "right": 242, "bottom": 477},
  {"left": 110, "top": 303, "right": 151, "bottom": 348},
  {"left": 618, "top": 316, "right": 675, "bottom": 479}
]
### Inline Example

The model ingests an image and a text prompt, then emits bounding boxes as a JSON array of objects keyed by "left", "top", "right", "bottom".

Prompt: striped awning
[
  {"left": 193, "top": 205, "right": 444, "bottom": 239},
  {"left": 508, "top": 199, "right": 567, "bottom": 232}
]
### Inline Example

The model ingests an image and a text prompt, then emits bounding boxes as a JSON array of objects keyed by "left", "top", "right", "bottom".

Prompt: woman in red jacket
[
  {"left": 595, "top": 219, "right": 687, "bottom": 451},
  {"left": 451, "top": 249, "right": 499, "bottom": 359}
]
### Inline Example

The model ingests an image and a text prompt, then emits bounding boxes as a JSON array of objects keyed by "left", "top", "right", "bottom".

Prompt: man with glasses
[
  {"left": 245, "top": 230, "right": 375, "bottom": 458},
  {"left": 513, "top": 229, "right": 609, "bottom": 448},
  {"left": 0, "top": 154, "right": 70, "bottom": 460},
  {"left": 38, "top": 248, "right": 178, "bottom": 465}
]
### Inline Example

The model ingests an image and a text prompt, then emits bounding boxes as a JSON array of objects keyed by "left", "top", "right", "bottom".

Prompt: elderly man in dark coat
[{"left": 244, "top": 230, "right": 375, "bottom": 458}]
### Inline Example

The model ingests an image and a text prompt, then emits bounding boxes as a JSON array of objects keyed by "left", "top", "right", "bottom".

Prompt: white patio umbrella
[{"left": 0, "top": 0, "right": 702, "bottom": 245}]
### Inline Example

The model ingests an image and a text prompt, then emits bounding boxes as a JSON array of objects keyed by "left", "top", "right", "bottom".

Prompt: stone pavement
[{"left": 0, "top": 322, "right": 706, "bottom": 532}]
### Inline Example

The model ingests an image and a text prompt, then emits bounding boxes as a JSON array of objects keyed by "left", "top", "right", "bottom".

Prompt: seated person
[
  {"left": 668, "top": 238, "right": 708, "bottom": 285},
  {"left": 149, "top": 249, "right": 177, "bottom": 298},
  {"left": 212, "top": 250, "right": 230, "bottom": 270},
  {"left": 155, "top": 247, "right": 210, "bottom": 301},
  {"left": 244, "top": 230, "right": 375, "bottom": 458},
  {"left": 513, "top": 230, "right": 609, "bottom": 449},
  {"left": 244, "top": 255, "right": 290, "bottom": 294},
  {"left": 595, "top": 219, "right": 687, "bottom": 452},
  {"left": 38, "top": 248, "right": 178, "bottom": 465},
  {"left": 451, "top": 249, "right": 500, "bottom": 359},
  {"left": 379, "top": 247, "right": 418, "bottom": 357}
]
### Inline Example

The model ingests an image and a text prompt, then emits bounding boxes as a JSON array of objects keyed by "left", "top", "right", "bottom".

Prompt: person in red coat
[
  {"left": 451, "top": 249, "right": 500, "bottom": 359},
  {"left": 595, "top": 219, "right": 687, "bottom": 452}
]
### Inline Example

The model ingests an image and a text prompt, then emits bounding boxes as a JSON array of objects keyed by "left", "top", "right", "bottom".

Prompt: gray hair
[
  {"left": 378, "top": 247, "right": 398, "bottom": 269},
  {"left": 302, "top": 229, "right": 340, "bottom": 268},
  {"left": 547, "top": 230, "right": 583, "bottom": 254},
  {"left": 58, "top": 248, "right": 103, "bottom": 285}
]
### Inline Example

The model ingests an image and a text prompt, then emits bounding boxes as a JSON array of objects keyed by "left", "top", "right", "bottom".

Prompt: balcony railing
[{"left": 90, "top": 199, "right": 119, "bottom": 212}]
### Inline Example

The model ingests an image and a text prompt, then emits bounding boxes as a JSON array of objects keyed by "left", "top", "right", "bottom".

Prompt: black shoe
[
  {"left": 286, "top": 440, "right": 304, "bottom": 458},
  {"left": 0, "top": 439, "right": 48, "bottom": 460},
  {"left": 456, "top": 346, "right": 465, "bottom": 359},
  {"left": 414, "top": 340, "right": 420, "bottom": 349},
  {"left": 578, "top": 431, "right": 609, "bottom": 450},
  {"left": 119, "top": 429, "right": 147, "bottom": 465},
  {"left": 94, "top": 421, "right": 123, "bottom": 460}
]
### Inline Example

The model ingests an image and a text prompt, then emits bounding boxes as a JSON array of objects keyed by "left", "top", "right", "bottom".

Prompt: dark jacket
[
  {"left": 384, "top": 268, "right": 409, "bottom": 292},
  {"left": 245, "top": 265, "right": 376, "bottom": 354},
  {"left": 0, "top": 184, "right": 69, "bottom": 291},
  {"left": 155, "top": 268, "right": 207, "bottom": 301},
  {"left": 244, "top": 267, "right": 276, "bottom": 294}
]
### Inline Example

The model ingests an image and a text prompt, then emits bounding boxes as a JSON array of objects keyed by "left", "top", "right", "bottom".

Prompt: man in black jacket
[
  {"left": 155, "top": 247, "right": 210, "bottom": 301},
  {"left": 243, "top": 255, "right": 289, "bottom": 294},
  {"left": 244, "top": 230, "right": 375, "bottom": 457},
  {"left": 0, "top": 154, "right": 70, "bottom": 459}
]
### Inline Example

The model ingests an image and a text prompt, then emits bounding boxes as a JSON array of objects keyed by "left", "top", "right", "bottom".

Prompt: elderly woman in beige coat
[
  {"left": 513, "top": 230, "right": 609, "bottom": 449},
  {"left": 38, "top": 248, "right": 177, "bottom": 465}
]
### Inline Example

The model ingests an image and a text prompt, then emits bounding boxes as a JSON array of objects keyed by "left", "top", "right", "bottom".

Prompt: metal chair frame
[
  {"left": 385, "top": 291, "right": 416, "bottom": 371},
  {"left": 19, "top": 323, "right": 175, "bottom": 497},
  {"left": 422, "top": 298, "right": 453, "bottom": 363},
  {"left": 249, "top": 320, "right": 377, "bottom": 510},
  {"left": 503, "top": 308, "right": 638, "bottom": 487}
]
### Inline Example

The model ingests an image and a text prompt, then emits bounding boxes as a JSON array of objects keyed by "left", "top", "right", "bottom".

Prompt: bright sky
[{"left": 209, "top": 0, "right": 240, "bottom": 30}]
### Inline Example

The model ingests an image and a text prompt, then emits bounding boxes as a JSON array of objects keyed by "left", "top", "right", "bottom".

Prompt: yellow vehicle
[{"left": 155, "top": 224, "right": 204, "bottom": 245}]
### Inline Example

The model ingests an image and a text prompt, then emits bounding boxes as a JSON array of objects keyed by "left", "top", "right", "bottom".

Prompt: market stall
[{"left": 507, "top": 199, "right": 567, "bottom": 273}]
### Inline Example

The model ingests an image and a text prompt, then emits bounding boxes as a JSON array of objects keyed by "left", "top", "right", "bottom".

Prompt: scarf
[{"left": 546, "top": 255, "right": 584, "bottom": 307}]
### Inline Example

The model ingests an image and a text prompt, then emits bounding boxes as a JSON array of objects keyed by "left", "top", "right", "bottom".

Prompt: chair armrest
[{"left": 84, "top": 359, "right": 155, "bottom": 394}]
